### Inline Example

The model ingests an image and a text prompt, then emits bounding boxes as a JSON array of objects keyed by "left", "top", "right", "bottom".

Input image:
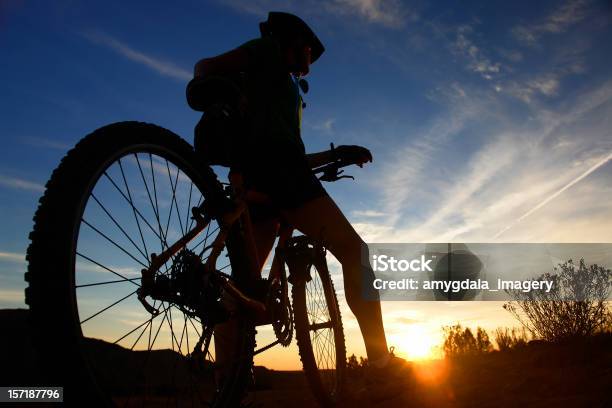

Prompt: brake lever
[
  {"left": 318, "top": 165, "right": 354, "bottom": 182},
  {"left": 333, "top": 169, "right": 354, "bottom": 180}
]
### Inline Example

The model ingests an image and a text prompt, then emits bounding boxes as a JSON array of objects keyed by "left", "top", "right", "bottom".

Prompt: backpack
[{"left": 187, "top": 75, "right": 247, "bottom": 167}]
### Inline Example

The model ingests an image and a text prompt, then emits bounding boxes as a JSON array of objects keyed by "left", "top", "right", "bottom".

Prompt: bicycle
[{"left": 25, "top": 121, "right": 357, "bottom": 407}]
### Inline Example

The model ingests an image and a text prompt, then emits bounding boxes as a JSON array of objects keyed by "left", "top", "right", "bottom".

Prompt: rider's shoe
[{"left": 343, "top": 348, "right": 414, "bottom": 405}]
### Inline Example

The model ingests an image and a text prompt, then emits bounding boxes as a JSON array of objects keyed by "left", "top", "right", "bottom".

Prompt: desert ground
[{"left": 1, "top": 309, "right": 610, "bottom": 407}]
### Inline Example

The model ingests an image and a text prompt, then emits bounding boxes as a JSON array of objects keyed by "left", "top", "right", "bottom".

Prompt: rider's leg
[
  {"left": 281, "top": 195, "right": 389, "bottom": 361},
  {"left": 250, "top": 216, "right": 280, "bottom": 268},
  {"left": 214, "top": 215, "right": 279, "bottom": 381}
]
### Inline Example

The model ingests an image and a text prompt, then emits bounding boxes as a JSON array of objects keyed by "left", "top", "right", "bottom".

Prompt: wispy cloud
[
  {"left": 512, "top": 0, "right": 590, "bottom": 46},
  {"left": 82, "top": 31, "right": 191, "bottom": 81},
  {"left": 352, "top": 209, "right": 387, "bottom": 218},
  {"left": 327, "top": 0, "right": 416, "bottom": 28},
  {"left": 0, "top": 289, "right": 24, "bottom": 304},
  {"left": 356, "top": 79, "right": 612, "bottom": 243},
  {"left": 452, "top": 25, "right": 501, "bottom": 80},
  {"left": 22, "top": 136, "right": 71, "bottom": 151},
  {"left": 502, "top": 74, "right": 561, "bottom": 103},
  {"left": 218, "top": 0, "right": 416, "bottom": 28},
  {"left": 308, "top": 118, "right": 336, "bottom": 134},
  {"left": 374, "top": 82, "right": 487, "bottom": 228},
  {"left": 0, "top": 251, "right": 25, "bottom": 263},
  {"left": 497, "top": 48, "right": 523, "bottom": 63},
  {"left": 0, "top": 175, "right": 44, "bottom": 192},
  {"left": 494, "top": 150, "right": 612, "bottom": 238}
]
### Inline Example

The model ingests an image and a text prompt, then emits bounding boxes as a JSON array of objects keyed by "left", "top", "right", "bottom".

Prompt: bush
[
  {"left": 494, "top": 327, "right": 529, "bottom": 351},
  {"left": 443, "top": 324, "right": 492, "bottom": 357},
  {"left": 346, "top": 354, "right": 368, "bottom": 370},
  {"left": 503, "top": 258, "right": 612, "bottom": 342},
  {"left": 347, "top": 354, "right": 360, "bottom": 370}
]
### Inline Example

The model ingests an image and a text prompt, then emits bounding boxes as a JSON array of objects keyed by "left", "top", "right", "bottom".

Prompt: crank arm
[{"left": 213, "top": 272, "right": 266, "bottom": 314}]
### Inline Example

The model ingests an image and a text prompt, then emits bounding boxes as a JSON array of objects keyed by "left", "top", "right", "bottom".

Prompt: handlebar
[{"left": 313, "top": 143, "right": 356, "bottom": 182}]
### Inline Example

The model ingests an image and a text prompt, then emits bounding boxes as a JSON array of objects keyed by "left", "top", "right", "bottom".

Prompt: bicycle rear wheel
[
  {"left": 25, "top": 122, "right": 254, "bottom": 407},
  {"left": 291, "top": 240, "right": 346, "bottom": 407}
]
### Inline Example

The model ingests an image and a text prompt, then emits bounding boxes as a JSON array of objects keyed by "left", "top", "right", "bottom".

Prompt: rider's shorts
[{"left": 239, "top": 144, "right": 328, "bottom": 216}]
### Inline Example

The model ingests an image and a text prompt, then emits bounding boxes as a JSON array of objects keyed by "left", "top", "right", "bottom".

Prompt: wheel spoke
[
  {"left": 81, "top": 218, "right": 148, "bottom": 269},
  {"left": 102, "top": 171, "right": 169, "bottom": 247},
  {"left": 80, "top": 288, "right": 138, "bottom": 324},
  {"left": 148, "top": 153, "right": 167, "bottom": 254},
  {"left": 90, "top": 193, "right": 148, "bottom": 263},
  {"left": 76, "top": 277, "right": 140, "bottom": 288},
  {"left": 165, "top": 159, "right": 185, "bottom": 236},
  {"left": 131, "top": 154, "right": 152, "bottom": 257},
  {"left": 193, "top": 224, "right": 219, "bottom": 253},
  {"left": 76, "top": 252, "right": 140, "bottom": 287},
  {"left": 112, "top": 304, "right": 168, "bottom": 346},
  {"left": 117, "top": 158, "right": 152, "bottom": 257}
]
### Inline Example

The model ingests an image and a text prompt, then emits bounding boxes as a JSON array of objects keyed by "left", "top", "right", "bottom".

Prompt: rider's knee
[
  {"left": 330, "top": 233, "right": 365, "bottom": 268},
  {"left": 344, "top": 266, "right": 377, "bottom": 311}
]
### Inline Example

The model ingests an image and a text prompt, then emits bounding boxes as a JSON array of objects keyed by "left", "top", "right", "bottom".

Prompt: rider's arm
[
  {"left": 306, "top": 150, "right": 334, "bottom": 169},
  {"left": 307, "top": 145, "right": 373, "bottom": 169},
  {"left": 194, "top": 48, "right": 250, "bottom": 77}
]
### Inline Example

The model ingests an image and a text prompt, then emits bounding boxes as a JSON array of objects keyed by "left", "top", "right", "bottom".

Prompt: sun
[{"left": 388, "top": 324, "right": 441, "bottom": 361}]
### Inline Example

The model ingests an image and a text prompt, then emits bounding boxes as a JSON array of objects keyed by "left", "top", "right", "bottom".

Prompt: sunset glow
[{"left": 388, "top": 324, "right": 443, "bottom": 361}]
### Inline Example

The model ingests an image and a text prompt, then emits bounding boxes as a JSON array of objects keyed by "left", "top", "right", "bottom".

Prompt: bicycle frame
[
  {"left": 137, "top": 156, "right": 353, "bottom": 319},
  {"left": 137, "top": 171, "right": 292, "bottom": 319}
]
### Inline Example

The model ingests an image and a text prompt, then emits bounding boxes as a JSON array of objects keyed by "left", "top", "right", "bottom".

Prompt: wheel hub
[{"left": 146, "top": 249, "right": 228, "bottom": 324}]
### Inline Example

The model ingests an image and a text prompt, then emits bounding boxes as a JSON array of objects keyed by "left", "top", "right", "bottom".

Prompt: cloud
[
  {"left": 82, "top": 31, "right": 191, "bottom": 81},
  {"left": 0, "top": 252, "right": 25, "bottom": 263},
  {"left": 357, "top": 78, "right": 612, "bottom": 244},
  {"left": 512, "top": 0, "right": 590, "bottom": 46},
  {"left": 22, "top": 136, "right": 71, "bottom": 151},
  {"left": 328, "top": 0, "right": 416, "bottom": 28},
  {"left": 352, "top": 209, "right": 387, "bottom": 218},
  {"left": 218, "top": 0, "right": 415, "bottom": 28},
  {"left": 494, "top": 150, "right": 612, "bottom": 238},
  {"left": 0, "top": 289, "right": 24, "bottom": 304},
  {"left": 393, "top": 316, "right": 421, "bottom": 325},
  {"left": 353, "top": 221, "right": 395, "bottom": 242},
  {"left": 451, "top": 25, "right": 501, "bottom": 80},
  {"left": 216, "top": 0, "right": 271, "bottom": 17},
  {"left": 497, "top": 49, "right": 523, "bottom": 63},
  {"left": 0, "top": 175, "right": 44, "bottom": 192},
  {"left": 308, "top": 118, "right": 336, "bottom": 134},
  {"left": 503, "top": 74, "right": 561, "bottom": 103},
  {"left": 375, "top": 82, "right": 488, "bottom": 228}
]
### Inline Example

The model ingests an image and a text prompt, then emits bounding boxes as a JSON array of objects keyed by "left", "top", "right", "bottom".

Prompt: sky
[{"left": 1, "top": 0, "right": 611, "bottom": 369}]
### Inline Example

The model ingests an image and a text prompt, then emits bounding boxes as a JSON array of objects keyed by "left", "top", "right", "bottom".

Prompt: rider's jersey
[{"left": 238, "top": 37, "right": 306, "bottom": 156}]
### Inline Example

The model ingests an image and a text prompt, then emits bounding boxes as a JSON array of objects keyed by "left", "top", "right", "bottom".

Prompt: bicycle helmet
[{"left": 259, "top": 11, "right": 325, "bottom": 63}]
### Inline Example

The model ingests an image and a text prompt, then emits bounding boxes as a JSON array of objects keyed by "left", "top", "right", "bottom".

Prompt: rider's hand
[{"left": 334, "top": 145, "right": 373, "bottom": 167}]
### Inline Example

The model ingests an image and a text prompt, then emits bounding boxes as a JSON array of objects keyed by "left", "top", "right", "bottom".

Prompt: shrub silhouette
[
  {"left": 347, "top": 354, "right": 360, "bottom": 370},
  {"left": 443, "top": 324, "right": 492, "bottom": 357},
  {"left": 503, "top": 258, "right": 612, "bottom": 341},
  {"left": 493, "top": 327, "right": 529, "bottom": 351},
  {"left": 346, "top": 354, "right": 368, "bottom": 371}
]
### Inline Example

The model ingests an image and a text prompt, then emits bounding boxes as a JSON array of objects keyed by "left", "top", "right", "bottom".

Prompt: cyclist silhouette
[{"left": 190, "top": 11, "right": 409, "bottom": 395}]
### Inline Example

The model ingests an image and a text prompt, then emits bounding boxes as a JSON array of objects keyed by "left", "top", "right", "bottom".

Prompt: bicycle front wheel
[
  {"left": 25, "top": 122, "right": 255, "bottom": 407},
  {"left": 292, "top": 245, "right": 346, "bottom": 407}
]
